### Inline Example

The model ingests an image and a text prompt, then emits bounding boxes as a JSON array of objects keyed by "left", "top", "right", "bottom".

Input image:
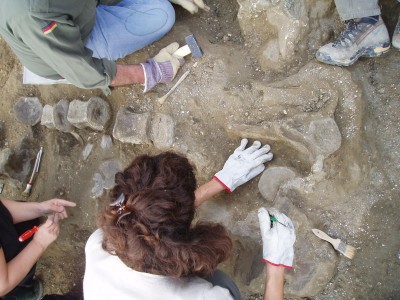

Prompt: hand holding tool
[
  {"left": 214, "top": 139, "right": 273, "bottom": 192},
  {"left": 258, "top": 208, "right": 296, "bottom": 268},
  {"left": 312, "top": 229, "right": 356, "bottom": 259},
  {"left": 269, "top": 214, "right": 288, "bottom": 228},
  {"left": 173, "top": 34, "right": 203, "bottom": 58},
  {"left": 141, "top": 43, "right": 184, "bottom": 93},
  {"left": 23, "top": 147, "right": 43, "bottom": 196},
  {"left": 19, "top": 226, "right": 38, "bottom": 242}
]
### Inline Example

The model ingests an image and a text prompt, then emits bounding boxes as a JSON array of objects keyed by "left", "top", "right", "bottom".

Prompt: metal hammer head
[{"left": 185, "top": 34, "right": 203, "bottom": 58}]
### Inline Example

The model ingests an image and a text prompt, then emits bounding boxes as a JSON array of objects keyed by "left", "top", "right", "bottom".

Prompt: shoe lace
[{"left": 333, "top": 20, "right": 369, "bottom": 48}]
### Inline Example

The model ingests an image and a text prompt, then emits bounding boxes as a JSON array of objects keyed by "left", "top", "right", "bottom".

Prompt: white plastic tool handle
[{"left": 173, "top": 45, "right": 191, "bottom": 57}]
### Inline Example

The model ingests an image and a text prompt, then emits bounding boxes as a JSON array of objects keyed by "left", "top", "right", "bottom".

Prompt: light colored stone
[
  {"left": 54, "top": 99, "right": 74, "bottom": 133},
  {"left": 13, "top": 97, "right": 43, "bottom": 126},
  {"left": 100, "top": 159, "right": 122, "bottom": 189},
  {"left": 150, "top": 113, "right": 175, "bottom": 149},
  {"left": 82, "top": 143, "right": 93, "bottom": 161},
  {"left": 41, "top": 105, "right": 55, "bottom": 129},
  {"left": 258, "top": 166, "right": 296, "bottom": 202},
  {"left": 100, "top": 135, "right": 113, "bottom": 150},
  {"left": 0, "top": 148, "right": 12, "bottom": 175},
  {"left": 67, "top": 97, "right": 111, "bottom": 131},
  {"left": 306, "top": 118, "right": 341, "bottom": 157},
  {"left": 237, "top": 0, "right": 335, "bottom": 72},
  {"left": 112, "top": 108, "right": 151, "bottom": 144},
  {"left": 91, "top": 173, "right": 104, "bottom": 198}
]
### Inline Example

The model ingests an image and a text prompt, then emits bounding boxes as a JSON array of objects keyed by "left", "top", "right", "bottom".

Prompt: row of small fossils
[{"left": 13, "top": 96, "right": 110, "bottom": 133}]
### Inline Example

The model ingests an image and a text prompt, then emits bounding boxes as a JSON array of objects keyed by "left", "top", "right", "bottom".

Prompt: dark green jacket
[{"left": 0, "top": 0, "right": 121, "bottom": 94}]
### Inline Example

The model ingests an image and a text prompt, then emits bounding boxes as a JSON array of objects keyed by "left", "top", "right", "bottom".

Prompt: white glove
[
  {"left": 214, "top": 139, "right": 273, "bottom": 192},
  {"left": 169, "top": 0, "right": 210, "bottom": 14},
  {"left": 258, "top": 208, "right": 296, "bottom": 268}
]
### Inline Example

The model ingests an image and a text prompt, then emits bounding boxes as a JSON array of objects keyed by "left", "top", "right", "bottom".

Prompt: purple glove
[{"left": 141, "top": 42, "right": 184, "bottom": 92}]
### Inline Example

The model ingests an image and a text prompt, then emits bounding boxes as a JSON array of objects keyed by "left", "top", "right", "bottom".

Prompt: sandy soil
[{"left": 0, "top": 0, "right": 399, "bottom": 299}]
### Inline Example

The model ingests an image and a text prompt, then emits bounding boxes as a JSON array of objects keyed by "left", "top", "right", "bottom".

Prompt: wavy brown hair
[{"left": 98, "top": 152, "right": 232, "bottom": 278}]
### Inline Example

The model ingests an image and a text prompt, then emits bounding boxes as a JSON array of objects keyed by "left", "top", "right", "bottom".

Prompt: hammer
[{"left": 173, "top": 34, "right": 203, "bottom": 58}]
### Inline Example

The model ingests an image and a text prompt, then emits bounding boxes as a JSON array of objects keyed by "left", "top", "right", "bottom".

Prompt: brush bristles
[{"left": 337, "top": 241, "right": 356, "bottom": 259}]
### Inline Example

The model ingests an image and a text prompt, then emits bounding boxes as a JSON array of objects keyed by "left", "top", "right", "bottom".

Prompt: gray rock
[
  {"left": 54, "top": 99, "right": 74, "bottom": 133},
  {"left": 100, "top": 159, "right": 122, "bottom": 189},
  {"left": 82, "top": 144, "right": 93, "bottom": 161},
  {"left": 13, "top": 97, "right": 43, "bottom": 126},
  {"left": 274, "top": 198, "right": 338, "bottom": 297},
  {"left": 91, "top": 173, "right": 105, "bottom": 198},
  {"left": 100, "top": 135, "right": 113, "bottom": 150},
  {"left": 0, "top": 122, "right": 5, "bottom": 147},
  {"left": 150, "top": 113, "right": 175, "bottom": 149},
  {"left": 0, "top": 148, "right": 12, "bottom": 175},
  {"left": 258, "top": 166, "right": 296, "bottom": 202},
  {"left": 306, "top": 118, "right": 342, "bottom": 157},
  {"left": 112, "top": 108, "right": 151, "bottom": 144},
  {"left": 41, "top": 105, "right": 55, "bottom": 129},
  {"left": 67, "top": 97, "right": 111, "bottom": 131}
]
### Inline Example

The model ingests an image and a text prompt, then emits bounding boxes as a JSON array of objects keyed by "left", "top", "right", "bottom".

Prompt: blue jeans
[
  {"left": 86, "top": 0, "right": 175, "bottom": 60},
  {"left": 334, "top": 0, "right": 399, "bottom": 21}
]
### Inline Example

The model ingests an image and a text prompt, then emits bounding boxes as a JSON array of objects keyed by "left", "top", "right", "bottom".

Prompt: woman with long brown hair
[{"left": 83, "top": 139, "right": 295, "bottom": 300}]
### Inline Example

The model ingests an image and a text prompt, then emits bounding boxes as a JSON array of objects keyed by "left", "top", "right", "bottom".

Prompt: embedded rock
[
  {"left": 54, "top": 99, "right": 74, "bottom": 133},
  {"left": 99, "top": 159, "right": 122, "bottom": 190},
  {"left": 67, "top": 97, "right": 111, "bottom": 131},
  {"left": 13, "top": 97, "right": 43, "bottom": 126},
  {"left": 112, "top": 108, "right": 151, "bottom": 144},
  {"left": 237, "top": 0, "right": 335, "bottom": 71},
  {"left": 258, "top": 166, "right": 296, "bottom": 202},
  {"left": 41, "top": 105, "right": 56, "bottom": 129},
  {"left": 150, "top": 113, "right": 175, "bottom": 149}
]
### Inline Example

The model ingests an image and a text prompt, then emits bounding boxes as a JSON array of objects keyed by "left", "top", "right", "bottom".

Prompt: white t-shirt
[{"left": 83, "top": 229, "right": 234, "bottom": 300}]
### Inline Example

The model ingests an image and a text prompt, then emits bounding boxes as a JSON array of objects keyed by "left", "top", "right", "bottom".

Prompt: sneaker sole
[{"left": 317, "top": 43, "right": 391, "bottom": 67}]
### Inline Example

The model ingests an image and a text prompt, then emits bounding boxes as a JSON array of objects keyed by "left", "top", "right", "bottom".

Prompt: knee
[{"left": 158, "top": 0, "right": 176, "bottom": 34}]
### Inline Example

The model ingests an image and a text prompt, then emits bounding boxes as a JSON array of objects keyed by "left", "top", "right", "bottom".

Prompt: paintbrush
[
  {"left": 312, "top": 228, "right": 356, "bottom": 259},
  {"left": 22, "top": 146, "right": 43, "bottom": 196}
]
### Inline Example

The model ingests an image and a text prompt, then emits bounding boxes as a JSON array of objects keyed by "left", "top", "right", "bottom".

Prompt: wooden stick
[{"left": 158, "top": 70, "right": 190, "bottom": 105}]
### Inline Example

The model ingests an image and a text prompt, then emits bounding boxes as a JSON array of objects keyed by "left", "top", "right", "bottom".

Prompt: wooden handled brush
[{"left": 312, "top": 229, "right": 356, "bottom": 259}]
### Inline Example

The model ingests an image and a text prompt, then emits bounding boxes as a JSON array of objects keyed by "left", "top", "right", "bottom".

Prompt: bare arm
[
  {"left": 1, "top": 198, "right": 76, "bottom": 224},
  {"left": 264, "top": 264, "right": 285, "bottom": 300},
  {"left": 194, "top": 178, "right": 225, "bottom": 207},
  {"left": 110, "top": 64, "right": 144, "bottom": 86},
  {"left": 0, "top": 216, "right": 60, "bottom": 296}
]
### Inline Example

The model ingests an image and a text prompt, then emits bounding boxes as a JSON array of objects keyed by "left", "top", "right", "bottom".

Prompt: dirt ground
[{"left": 0, "top": 0, "right": 399, "bottom": 299}]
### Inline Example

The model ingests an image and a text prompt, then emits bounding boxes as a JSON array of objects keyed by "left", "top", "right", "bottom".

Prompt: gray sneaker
[
  {"left": 316, "top": 16, "right": 390, "bottom": 66},
  {"left": 392, "top": 16, "right": 400, "bottom": 51}
]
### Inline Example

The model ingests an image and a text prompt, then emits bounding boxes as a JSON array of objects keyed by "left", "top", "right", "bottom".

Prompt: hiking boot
[
  {"left": 2, "top": 279, "right": 43, "bottom": 300},
  {"left": 316, "top": 16, "right": 390, "bottom": 66},
  {"left": 392, "top": 16, "right": 400, "bottom": 51}
]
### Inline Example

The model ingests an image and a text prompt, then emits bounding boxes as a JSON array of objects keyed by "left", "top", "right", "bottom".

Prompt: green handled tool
[{"left": 269, "top": 214, "right": 287, "bottom": 228}]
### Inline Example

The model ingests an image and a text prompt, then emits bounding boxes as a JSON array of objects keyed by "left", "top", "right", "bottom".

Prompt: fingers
[
  {"left": 258, "top": 207, "right": 272, "bottom": 233},
  {"left": 174, "top": 0, "right": 199, "bottom": 14},
  {"left": 246, "top": 164, "right": 265, "bottom": 180},
  {"left": 234, "top": 138, "right": 248, "bottom": 153},
  {"left": 254, "top": 153, "right": 274, "bottom": 164},
  {"left": 53, "top": 199, "right": 76, "bottom": 208},
  {"left": 242, "top": 140, "right": 262, "bottom": 155},
  {"left": 193, "top": 0, "right": 210, "bottom": 11},
  {"left": 163, "top": 42, "right": 180, "bottom": 54}
]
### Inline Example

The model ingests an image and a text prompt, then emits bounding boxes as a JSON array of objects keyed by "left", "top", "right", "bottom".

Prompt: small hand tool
[
  {"left": 312, "top": 229, "right": 356, "bottom": 259},
  {"left": 173, "top": 34, "right": 203, "bottom": 58},
  {"left": 22, "top": 147, "right": 43, "bottom": 196},
  {"left": 269, "top": 214, "right": 287, "bottom": 228},
  {"left": 18, "top": 226, "right": 38, "bottom": 242}
]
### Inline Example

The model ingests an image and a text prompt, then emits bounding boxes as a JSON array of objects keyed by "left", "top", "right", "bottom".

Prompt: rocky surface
[{"left": 0, "top": 0, "right": 399, "bottom": 299}]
